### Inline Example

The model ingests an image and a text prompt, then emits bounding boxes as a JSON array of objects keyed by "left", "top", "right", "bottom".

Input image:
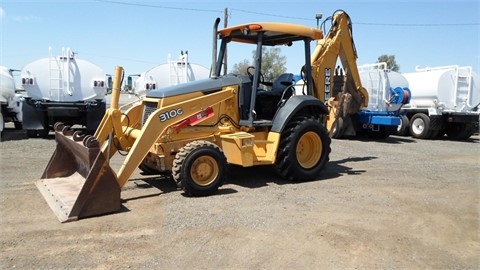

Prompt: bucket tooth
[
  {"left": 62, "top": 125, "right": 74, "bottom": 136},
  {"left": 35, "top": 129, "right": 121, "bottom": 222},
  {"left": 73, "top": 130, "right": 85, "bottom": 141}
]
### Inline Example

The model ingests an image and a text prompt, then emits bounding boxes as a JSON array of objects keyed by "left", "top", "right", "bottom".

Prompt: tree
[
  {"left": 231, "top": 47, "right": 287, "bottom": 82},
  {"left": 231, "top": 59, "right": 251, "bottom": 76},
  {"left": 377, "top": 54, "right": 400, "bottom": 71}
]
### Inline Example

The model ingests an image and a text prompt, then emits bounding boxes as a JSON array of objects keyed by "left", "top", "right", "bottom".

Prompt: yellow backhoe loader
[{"left": 36, "top": 10, "right": 368, "bottom": 222}]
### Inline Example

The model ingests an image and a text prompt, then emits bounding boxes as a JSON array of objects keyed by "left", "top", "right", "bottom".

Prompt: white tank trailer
[
  {"left": 357, "top": 63, "right": 411, "bottom": 138},
  {"left": 358, "top": 63, "right": 410, "bottom": 112},
  {"left": 21, "top": 48, "right": 108, "bottom": 137},
  {"left": 0, "top": 66, "right": 23, "bottom": 141},
  {"left": 294, "top": 63, "right": 410, "bottom": 139},
  {"left": 400, "top": 65, "right": 479, "bottom": 140},
  {"left": 127, "top": 51, "right": 210, "bottom": 97}
]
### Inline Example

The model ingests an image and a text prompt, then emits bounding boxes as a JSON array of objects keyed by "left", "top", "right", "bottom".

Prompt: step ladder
[
  {"left": 169, "top": 51, "right": 189, "bottom": 86},
  {"left": 358, "top": 63, "right": 386, "bottom": 111},
  {"left": 454, "top": 66, "right": 472, "bottom": 111},
  {"left": 49, "top": 47, "right": 63, "bottom": 101}
]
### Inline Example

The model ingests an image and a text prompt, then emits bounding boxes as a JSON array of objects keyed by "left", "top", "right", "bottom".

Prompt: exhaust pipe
[{"left": 211, "top": 17, "right": 221, "bottom": 77}]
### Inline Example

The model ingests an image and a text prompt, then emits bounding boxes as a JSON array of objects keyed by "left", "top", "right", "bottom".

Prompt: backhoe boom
[{"left": 310, "top": 11, "right": 369, "bottom": 136}]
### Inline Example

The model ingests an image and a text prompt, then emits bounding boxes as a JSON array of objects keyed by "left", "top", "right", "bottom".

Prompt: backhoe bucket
[{"left": 35, "top": 124, "right": 121, "bottom": 222}]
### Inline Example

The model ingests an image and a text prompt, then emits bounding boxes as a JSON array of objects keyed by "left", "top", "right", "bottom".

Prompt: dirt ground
[{"left": 0, "top": 122, "right": 479, "bottom": 269}]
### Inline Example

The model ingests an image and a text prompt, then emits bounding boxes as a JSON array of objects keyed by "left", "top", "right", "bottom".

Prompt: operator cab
[{"left": 214, "top": 22, "right": 323, "bottom": 127}]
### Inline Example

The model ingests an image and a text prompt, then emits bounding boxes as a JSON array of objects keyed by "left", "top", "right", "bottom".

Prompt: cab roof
[{"left": 217, "top": 22, "right": 323, "bottom": 46}]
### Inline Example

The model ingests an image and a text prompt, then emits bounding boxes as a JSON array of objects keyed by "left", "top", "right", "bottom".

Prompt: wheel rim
[
  {"left": 411, "top": 118, "right": 424, "bottom": 135},
  {"left": 190, "top": 156, "right": 219, "bottom": 186},
  {"left": 296, "top": 131, "right": 323, "bottom": 169}
]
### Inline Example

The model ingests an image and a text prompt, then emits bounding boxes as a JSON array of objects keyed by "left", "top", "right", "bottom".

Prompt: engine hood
[{"left": 146, "top": 75, "right": 246, "bottom": 98}]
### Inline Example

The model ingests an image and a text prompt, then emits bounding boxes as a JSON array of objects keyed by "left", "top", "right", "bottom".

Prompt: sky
[{"left": 0, "top": 0, "right": 479, "bottom": 78}]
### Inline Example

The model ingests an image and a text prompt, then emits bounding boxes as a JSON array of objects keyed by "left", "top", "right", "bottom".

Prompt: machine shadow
[
  {"left": 430, "top": 135, "right": 480, "bottom": 143},
  {"left": 345, "top": 135, "right": 416, "bottom": 144},
  {"left": 321, "top": 156, "right": 377, "bottom": 180},
  {"left": 120, "top": 174, "right": 179, "bottom": 202},
  {"left": 101, "top": 156, "right": 377, "bottom": 217},
  {"left": 101, "top": 155, "right": 378, "bottom": 203},
  {"left": 224, "top": 165, "right": 288, "bottom": 189},
  {"left": 224, "top": 155, "right": 377, "bottom": 189}
]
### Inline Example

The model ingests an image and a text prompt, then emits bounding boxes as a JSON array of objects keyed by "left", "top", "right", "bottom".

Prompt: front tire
[
  {"left": 275, "top": 115, "right": 331, "bottom": 181},
  {"left": 172, "top": 141, "right": 226, "bottom": 196}
]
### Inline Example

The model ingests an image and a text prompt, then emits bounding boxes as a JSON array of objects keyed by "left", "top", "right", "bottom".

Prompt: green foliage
[
  {"left": 231, "top": 47, "right": 287, "bottom": 82},
  {"left": 261, "top": 47, "right": 287, "bottom": 82},
  {"left": 377, "top": 54, "right": 400, "bottom": 71},
  {"left": 231, "top": 59, "right": 251, "bottom": 76}
]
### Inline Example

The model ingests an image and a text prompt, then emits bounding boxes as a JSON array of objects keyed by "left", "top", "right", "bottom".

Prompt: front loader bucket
[{"left": 35, "top": 124, "right": 121, "bottom": 222}]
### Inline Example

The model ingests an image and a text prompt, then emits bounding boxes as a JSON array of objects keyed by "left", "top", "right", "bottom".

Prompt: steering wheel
[{"left": 247, "top": 66, "right": 265, "bottom": 85}]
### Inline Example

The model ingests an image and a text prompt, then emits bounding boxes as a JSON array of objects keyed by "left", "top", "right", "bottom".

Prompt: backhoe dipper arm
[{"left": 310, "top": 11, "right": 369, "bottom": 133}]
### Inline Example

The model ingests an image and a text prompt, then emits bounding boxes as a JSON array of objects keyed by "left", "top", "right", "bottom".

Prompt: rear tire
[
  {"left": 14, "top": 121, "right": 22, "bottom": 130},
  {"left": 172, "top": 140, "right": 226, "bottom": 196},
  {"left": 396, "top": 115, "right": 410, "bottom": 136},
  {"left": 26, "top": 130, "right": 38, "bottom": 138},
  {"left": 38, "top": 129, "right": 49, "bottom": 138},
  {"left": 410, "top": 113, "right": 431, "bottom": 139},
  {"left": 275, "top": 115, "right": 331, "bottom": 181}
]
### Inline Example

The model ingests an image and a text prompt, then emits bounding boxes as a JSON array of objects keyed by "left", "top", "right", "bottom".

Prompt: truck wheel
[
  {"left": 396, "top": 115, "right": 410, "bottom": 136},
  {"left": 26, "top": 130, "right": 38, "bottom": 138},
  {"left": 14, "top": 121, "right": 22, "bottom": 130},
  {"left": 409, "top": 113, "right": 431, "bottom": 139},
  {"left": 275, "top": 115, "right": 331, "bottom": 181},
  {"left": 172, "top": 140, "right": 226, "bottom": 197},
  {"left": 446, "top": 123, "right": 473, "bottom": 140},
  {"left": 0, "top": 117, "right": 3, "bottom": 142},
  {"left": 38, "top": 129, "right": 49, "bottom": 138}
]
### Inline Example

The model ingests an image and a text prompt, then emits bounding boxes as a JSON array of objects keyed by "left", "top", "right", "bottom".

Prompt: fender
[
  {"left": 21, "top": 98, "right": 45, "bottom": 130},
  {"left": 271, "top": 95, "right": 328, "bottom": 133}
]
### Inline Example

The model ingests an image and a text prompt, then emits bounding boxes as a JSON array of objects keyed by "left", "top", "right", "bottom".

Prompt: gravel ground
[{"left": 0, "top": 121, "right": 479, "bottom": 269}]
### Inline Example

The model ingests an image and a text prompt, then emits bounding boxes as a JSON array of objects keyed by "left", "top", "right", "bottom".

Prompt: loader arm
[
  {"left": 94, "top": 66, "right": 131, "bottom": 152},
  {"left": 114, "top": 87, "right": 236, "bottom": 188},
  {"left": 310, "top": 11, "right": 369, "bottom": 135}
]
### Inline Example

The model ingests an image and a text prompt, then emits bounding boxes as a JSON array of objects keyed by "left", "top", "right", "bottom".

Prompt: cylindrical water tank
[
  {"left": 134, "top": 62, "right": 210, "bottom": 97},
  {"left": 0, "top": 66, "right": 15, "bottom": 103},
  {"left": 21, "top": 57, "right": 106, "bottom": 102},
  {"left": 358, "top": 63, "right": 409, "bottom": 112},
  {"left": 402, "top": 65, "right": 479, "bottom": 111}
]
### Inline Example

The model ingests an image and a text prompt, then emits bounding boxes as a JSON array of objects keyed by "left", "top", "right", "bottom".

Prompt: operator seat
[
  {"left": 255, "top": 73, "right": 294, "bottom": 120},
  {"left": 271, "top": 73, "right": 294, "bottom": 94}
]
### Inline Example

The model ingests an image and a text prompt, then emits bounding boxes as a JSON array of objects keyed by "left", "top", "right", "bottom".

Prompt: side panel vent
[{"left": 143, "top": 102, "right": 157, "bottom": 125}]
